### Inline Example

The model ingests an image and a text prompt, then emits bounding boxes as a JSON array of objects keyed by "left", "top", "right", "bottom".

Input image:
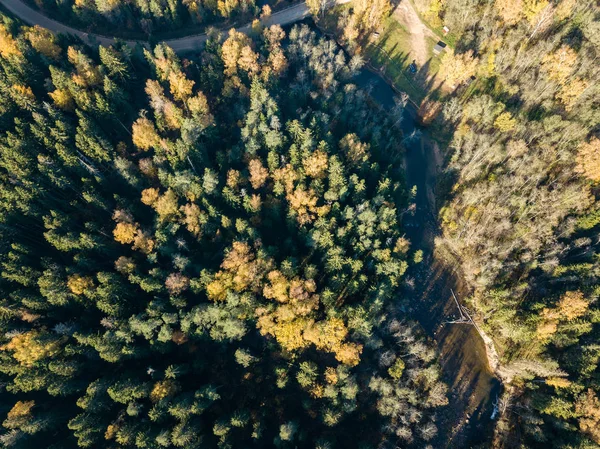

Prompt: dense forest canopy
[
  {"left": 406, "top": 0, "right": 600, "bottom": 447},
  {"left": 2, "top": 0, "right": 600, "bottom": 446},
  {"left": 0, "top": 12, "right": 449, "bottom": 449}
]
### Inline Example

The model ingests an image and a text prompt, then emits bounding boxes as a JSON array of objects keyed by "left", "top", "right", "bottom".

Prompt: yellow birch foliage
[
  {"left": 11, "top": 84, "right": 35, "bottom": 101},
  {"left": 494, "top": 0, "right": 523, "bottom": 24},
  {"left": 343, "top": 14, "right": 360, "bottom": 43},
  {"left": 555, "top": 0, "right": 575, "bottom": 20},
  {"left": 258, "top": 272, "right": 361, "bottom": 365},
  {"left": 537, "top": 291, "right": 588, "bottom": 339},
  {"left": 26, "top": 26, "right": 61, "bottom": 59},
  {"left": 132, "top": 117, "right": 160, "bottom": 150},
  {"left": 181, "top": 203, "right": 205, "bottom": 237},
  {"left": 168, "top": 70, "right": 195, "bottom": 102},
  {"left": 4, "top": 401, "right": 35, "bottom": 430},
  {"left": 536, "top": 320, "right": 558, "bottom": 340},
  {"left": 286, "top": 187, "right": 321, "bottom": 225},
  {"left": 576, "top": 138, "right": 600, "bottom": 182},
  {"left": 0, "top": 24, "right": 22, "bottom": 58},
  {"left": 304, "top": 318, "right": 362, "bottom": 366},
  {"left": 150, "top": 380, "right": 178, "bottom": 402},
  {"left": 249, "top": 159, "right": 269, "bottom": 189},
  {"left": 105, "top": 424, "right": 118, "bottom": 440},
  {"left": 49, "top": 89, "right": 75, "bottom": 111},
  {"left": 113, "top": 222, "right": 138, "bottom": 244},
  {"left": 248, "top": 194, "right": 262, "bottom": 213},
  {"left": 161, "top": 102, "right": 183, "bottom": 130},
  {"left": 523, "top": 0, "right": 549, "bottom": 25},
  {"left": 440, "top": 50, "right": 479, "bottom": 86},
  {"left": 115, "top": 256, "right": 136, "bottom": 274},
  {"left": 265, "top": 50, "right": 288, "bottom": 79},
  {"left": 273, "top": 164, "right": 298, "bottom": 193},
  {"left": 154, "top": 189, "right": 180, "bottom": 221},
  {"left": 261, "top": 4, "right": 272, "bottom": 18},
  {"left": 557, "top": 291, "right": 589, "bottom": 321},
  {"left": 1, "top": 331, "right": 62, "bottom": 367},
  {"left": 542, "top": 45, "right": 577, "bottom": 84},
  {"left": 494, "top": 112, "right": 517, "bottom": 131},
  {"left": 7, "top": 400, "right": 35, "bottom": 421},
  {"left": 227, "top": 169, "right": 241, "bottom": 188},
  {"left": 576, "top": 389, "right": 600, "bottom": 444},
  {"left": 353, "top": 0, "right": 392, "bottom": 32},
  {"left": 67, "top": 47, "right": 102, "bottom": 86},
  {"left": 206, "top": 242, "right": 268, "bottom": 301},
  {"left": 303, "top": 151, "right": 329, "bottom": 178},
  {"left": 222, "top": 29, "right": 259, "bottom": 76},
  {"left": 556, "top": 78, "right": 588, "bottom": 111},
  {"left": 325, "top": 367, "right": 338, "bottom": 384},
  {"left": 546, "top": 377, "right": 572, "bottom": 389},
  {"left": 132, "top": 230, "right": 155, "bottom": 254},
  {"left": 188, "top": 91, "right": 211, "bottom": 117},
  {"left": 67, "top": 274, "right": 94, "bottom": 295},
  {"left": 141, "top": 188, "right": 160, "bottom": 206},
  {"left": 422, "top": 0, "right": 444, "bottom": 28},
  {"left": 239, "top": 46, "right": 260, "bottom": 74}
]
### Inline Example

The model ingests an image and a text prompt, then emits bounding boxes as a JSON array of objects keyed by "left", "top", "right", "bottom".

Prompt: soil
[{"left": 392, "top": 0, "right": 437, "bottom": 66}]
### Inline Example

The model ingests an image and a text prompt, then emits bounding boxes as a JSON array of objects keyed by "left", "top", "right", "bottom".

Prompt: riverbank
[{"left": 352, "top": 55, "right": 502, "bottom": 447}]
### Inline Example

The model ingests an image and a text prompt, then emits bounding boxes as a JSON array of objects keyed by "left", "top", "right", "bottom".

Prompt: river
[{"left": 354, "top": 68, "right": 502, "bottom": 447}]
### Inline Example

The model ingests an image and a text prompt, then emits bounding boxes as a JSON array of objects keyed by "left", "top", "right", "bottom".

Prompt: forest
[
  {"left": 0, "top": 10, "right": 452, "bottom": 449},
  {"left": 408, "top": 0, "right": 600, "bottom": 447},
  {"left": 1, "top": 0, "right": 600, "bottom": 447},
  {"left": 316, "top": 0, "right": 600, "bottom": 445}
]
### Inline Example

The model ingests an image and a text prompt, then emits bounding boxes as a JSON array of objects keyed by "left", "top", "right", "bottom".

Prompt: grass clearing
[
  {"left": 405, "top": 0, "right": 459, "bottom": 48},
  {"left": 363, "top": 16, "right": 444, "bottom": 104}
]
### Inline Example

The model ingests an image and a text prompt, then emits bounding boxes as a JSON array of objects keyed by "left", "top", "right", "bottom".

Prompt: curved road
[{"left": 0, "top": 0, "right": 324, "bottom": 52}]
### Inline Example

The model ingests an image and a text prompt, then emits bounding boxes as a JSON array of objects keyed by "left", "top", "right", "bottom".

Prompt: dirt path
[{"left": 392, "top": 0, "right": 438, "bottom": 66}]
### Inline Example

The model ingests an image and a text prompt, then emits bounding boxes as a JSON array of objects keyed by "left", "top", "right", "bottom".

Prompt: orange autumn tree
[
  {"left": 207, "top": 246, "right": 363, "bottom": 366},
  {"left": 537, "top": 291, "right": 589, "bottom": 340}
]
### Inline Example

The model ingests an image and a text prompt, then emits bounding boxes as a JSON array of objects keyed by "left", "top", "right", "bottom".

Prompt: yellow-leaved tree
[
  {"left": 440, "top": 50, "right": 479, "bottom": 87},
  {"left": 576, "top": 138, "right": 600, "bottom": 182},
  {"left": 494, "top": 0, "right": 523, "bottom": 25}
]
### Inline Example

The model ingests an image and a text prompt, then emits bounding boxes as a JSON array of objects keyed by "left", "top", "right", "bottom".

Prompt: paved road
[{"left": 0, "top": 0, "right": 317, "bottom": 52}]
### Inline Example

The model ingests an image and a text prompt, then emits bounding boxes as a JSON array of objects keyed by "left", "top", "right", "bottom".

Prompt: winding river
[{"left": 354, "top": 70, "right": 502, "bottom": 447}]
